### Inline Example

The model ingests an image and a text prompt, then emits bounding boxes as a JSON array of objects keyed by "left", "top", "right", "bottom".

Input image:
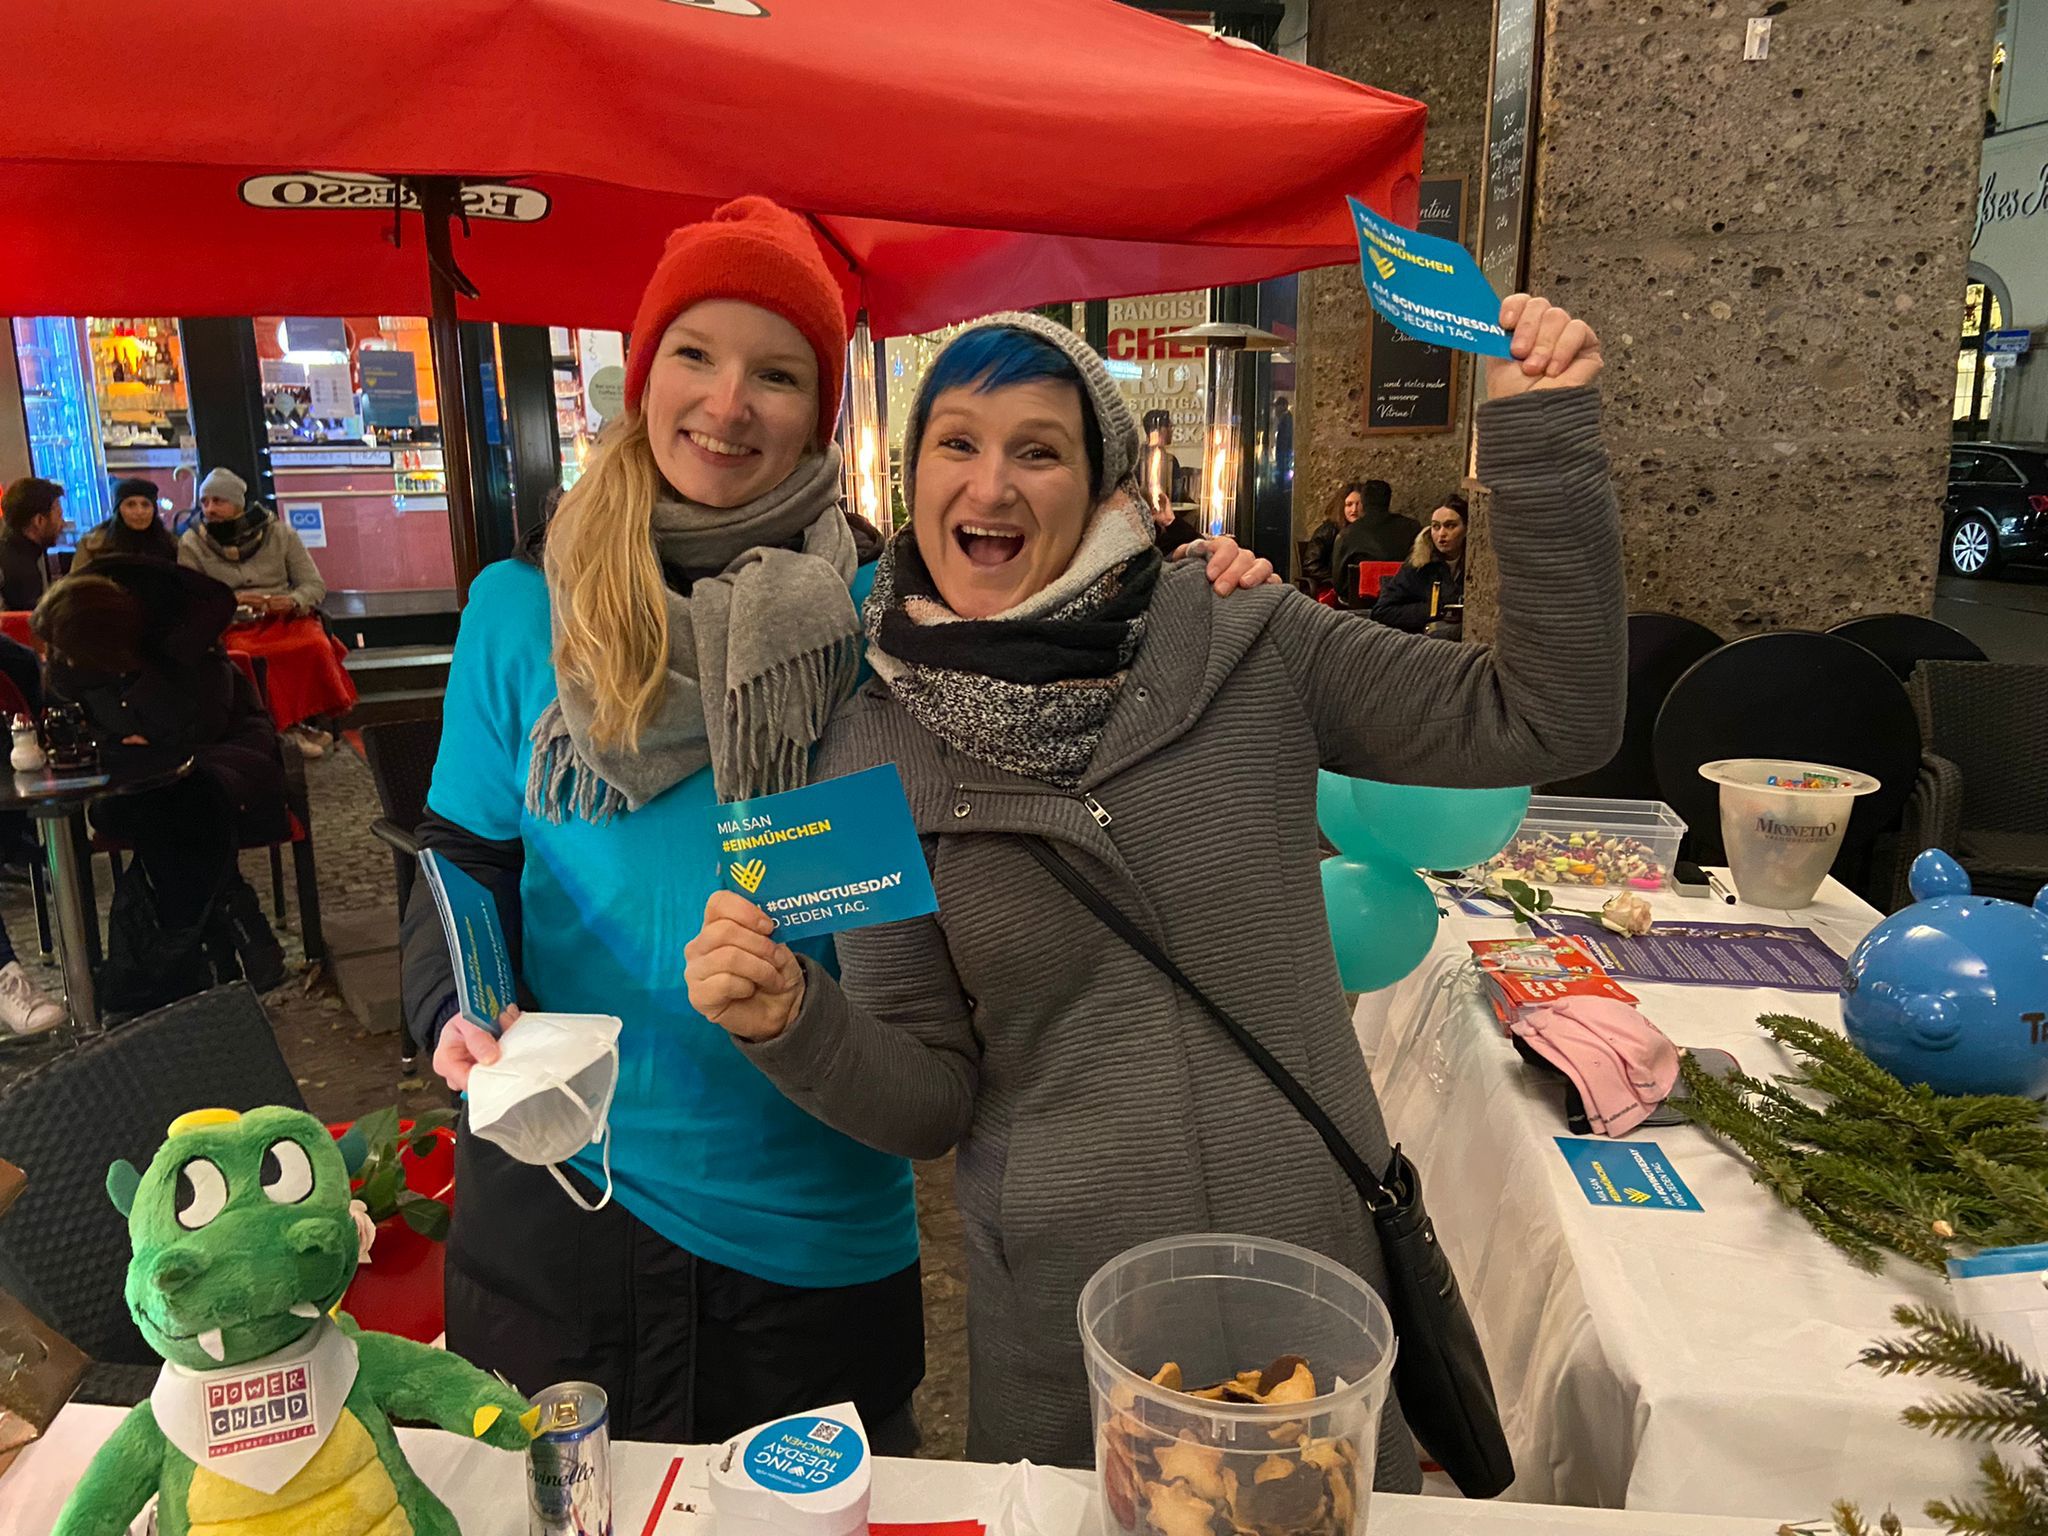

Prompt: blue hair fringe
[{"left": 911, "top": 327, "right": 1104, "bottom": 489}]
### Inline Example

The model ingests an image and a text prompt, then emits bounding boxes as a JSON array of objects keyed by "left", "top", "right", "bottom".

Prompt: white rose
[
  {"left": 1599, "top": 892, "right": 1654, "bottom": 936},
  {"left": 349, "top": 1197, "right": 377, "bottom": 1266}
]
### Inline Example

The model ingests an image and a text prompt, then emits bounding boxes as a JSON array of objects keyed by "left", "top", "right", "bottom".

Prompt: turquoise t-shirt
[{"left": 427, "top": 557, "right": 917, "bottom": 1289}]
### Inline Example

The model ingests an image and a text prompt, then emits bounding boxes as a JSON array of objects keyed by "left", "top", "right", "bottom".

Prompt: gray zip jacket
[{"left": 741, "top": 385, "right": 1625, "bottom": 1477}]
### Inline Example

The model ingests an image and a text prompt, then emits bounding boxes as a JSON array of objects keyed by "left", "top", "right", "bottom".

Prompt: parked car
[{"left": 1945, "top": 443, "right": 2048, "bottom": 578}]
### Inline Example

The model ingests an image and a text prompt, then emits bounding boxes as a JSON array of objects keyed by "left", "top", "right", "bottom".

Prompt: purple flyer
[{"left": 1543, "top": 916, "right": 1847, "bottom": 992}]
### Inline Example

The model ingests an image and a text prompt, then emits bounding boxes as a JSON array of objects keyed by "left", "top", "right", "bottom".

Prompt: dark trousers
[
  {"left": 0, "top": 634, "right": 41, "bottom": 896},
  {"left": 90, "top": 776, "right": 235, "bottom": 926},
  {"left": 444, "top": 1123, "right": 926, "bottom": 1448}
]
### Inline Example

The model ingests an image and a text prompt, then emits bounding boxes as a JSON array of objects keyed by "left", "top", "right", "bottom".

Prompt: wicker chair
[
  {"left": 1892, "top": 661, "right": 2048, "bottom": 907},
  {"left": 0, "top": 985, "right": 304, "bottom": 1405}
]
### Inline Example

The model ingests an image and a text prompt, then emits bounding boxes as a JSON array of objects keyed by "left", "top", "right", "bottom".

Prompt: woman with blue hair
[{"left": 689, "top": 297, "right": 1625, "bottom": 1479}]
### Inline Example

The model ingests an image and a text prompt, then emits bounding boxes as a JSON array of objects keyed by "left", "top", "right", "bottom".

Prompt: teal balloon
[
  {"left": 1349, "top": 781, "right": 1531, "bottom": 871},
  {"left": 1320, "top": 856, "right": 1439, "bottom": 992},
  {"left": 1316, "top": 771, "right": 1380, "bottom": 856}
]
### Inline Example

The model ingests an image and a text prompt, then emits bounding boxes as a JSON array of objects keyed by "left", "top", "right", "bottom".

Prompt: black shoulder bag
[{"left": 1020, "top": 835, "right": 1515, "bottom": 1499}]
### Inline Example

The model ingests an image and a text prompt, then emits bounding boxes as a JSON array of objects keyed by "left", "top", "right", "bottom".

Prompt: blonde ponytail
[{"left": 543, "top": 414, "right": 671, "bottom": 750}]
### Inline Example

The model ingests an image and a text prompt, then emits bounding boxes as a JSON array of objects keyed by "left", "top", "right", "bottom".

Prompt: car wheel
[{"left": 1947, "top": 514, "right": 2000, "bottom": 577}]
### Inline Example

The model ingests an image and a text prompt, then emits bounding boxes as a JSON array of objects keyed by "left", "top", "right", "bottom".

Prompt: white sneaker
[
  {"left": 0, "top": 961, "right": 65, "bottom": 1036},
  {"left": 290, "top": 727, "right": 328, "bottom": 759}
]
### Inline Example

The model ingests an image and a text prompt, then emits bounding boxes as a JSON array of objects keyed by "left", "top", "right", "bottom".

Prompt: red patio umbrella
[{"left": 5, "top": 0, "right": 1424, "bottom": 590}]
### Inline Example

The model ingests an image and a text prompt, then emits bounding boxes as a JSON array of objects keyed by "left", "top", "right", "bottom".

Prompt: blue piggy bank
[{"left": 1841, "top": 850, "right": 2048, "bottom": 1098}]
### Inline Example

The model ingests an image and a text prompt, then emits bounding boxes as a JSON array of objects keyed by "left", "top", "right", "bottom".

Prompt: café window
[
  {"left": 1954, "top": 282, "right": 2004, "bottom": 437},
  {"left": 255, "top": 316, "right": 453, "bottom": 597},
  {"left": 551, "top": 327, "right": 628, "bottom": 490},
  {"left": 10, "top": 316, "right": 195, "bottom": 539}
]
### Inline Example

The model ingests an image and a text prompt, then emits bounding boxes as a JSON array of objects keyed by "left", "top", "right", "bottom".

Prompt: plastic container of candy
[
  {"left": 1478, "top": 796, "right": 1688, "bottom": 892},
  {"left": 1081, "top": 1234, "right": 1397, "bottom": 1536}
]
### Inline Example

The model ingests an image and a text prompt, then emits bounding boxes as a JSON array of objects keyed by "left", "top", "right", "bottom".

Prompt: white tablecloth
[
  {"left": 1355, "top": 874, "right": 1977, "bottom": 1518},
  {"left": 2, "top": 1403, "right": 1929, "bottom": 1536}
]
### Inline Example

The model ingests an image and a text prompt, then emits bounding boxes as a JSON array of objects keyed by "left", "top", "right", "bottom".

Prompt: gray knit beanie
[
  {"left": 904, "top": 311, "right": 1141, "bottom": 512},
  {"left": 198, "top": 467, "right": 248, "bottom": 509}
]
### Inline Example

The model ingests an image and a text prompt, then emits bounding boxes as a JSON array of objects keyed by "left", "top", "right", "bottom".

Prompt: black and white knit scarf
[{"left": 864, "top": 495, "right": 1162, "bottom": 787}]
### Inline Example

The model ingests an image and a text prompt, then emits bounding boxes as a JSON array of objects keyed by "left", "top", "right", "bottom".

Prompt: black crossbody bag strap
[
  {"left": 1017, "top": 833, "right": 1515, "bottom": 1499},
  {"left": 1018, "top": 834, "right": 1392, "bottom": 1209}
]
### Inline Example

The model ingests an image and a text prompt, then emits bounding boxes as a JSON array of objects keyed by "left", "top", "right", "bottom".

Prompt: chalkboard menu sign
[
  {"left": 1362, "top": 177, "right": 1468, "bottom": 434},
  {"left": 1478, "top": 0, "right": 1540, "bottom": 306}
]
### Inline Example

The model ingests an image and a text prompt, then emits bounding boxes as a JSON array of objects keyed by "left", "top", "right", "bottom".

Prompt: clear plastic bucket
[
  {"left": 1079, "top": 1234, "right": 1397, "bottom": 1536},
  {"left": 1699, "top": 758, "right": 1880, "bottom": 909}
]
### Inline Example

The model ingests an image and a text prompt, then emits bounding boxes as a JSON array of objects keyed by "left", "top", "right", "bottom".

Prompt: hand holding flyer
[
  {"left": 1349, "top": 196, "right": 1514, "bottom": 357},
  {"left": 710, "top": 766, "right": 938, "bottom": 941},
  {"left": 688, "top": 766, "right": 940, "bottom": 1042}
]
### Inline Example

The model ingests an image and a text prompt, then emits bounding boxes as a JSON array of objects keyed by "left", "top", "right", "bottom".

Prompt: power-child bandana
[{"left": 150, "top": 1316, "right": 359, "bottom": 1494}]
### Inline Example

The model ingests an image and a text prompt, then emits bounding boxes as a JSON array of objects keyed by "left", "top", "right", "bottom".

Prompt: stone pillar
[
  {"left": 1296, "top": 0, "right": 1495, "bottom": 562},
  {"left": 1514, "top": 0, "right": 1994, "bottom": 634},
  {"left": 1303, "top": 0, "right": 1994, "bottom": 634}
]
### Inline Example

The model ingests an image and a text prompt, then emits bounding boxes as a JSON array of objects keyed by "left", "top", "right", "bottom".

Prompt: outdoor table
[
  {"left": 221, "top": 615, "right": 358, "bottom": 732},
  {"left": 0, "top": 758, "right": 191, "bottom": 1035},
  {"left": 2, "top": 1402, "right": 1938, "bottom": 1535},
  {"left": 1353, "top": 870, "right": 1977, "bottom": 1518}
]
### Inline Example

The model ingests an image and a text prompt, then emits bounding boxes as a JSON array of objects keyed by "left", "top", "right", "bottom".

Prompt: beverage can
[{"left": 528, "top": 1380, "right": 612, "bottom": 1536}]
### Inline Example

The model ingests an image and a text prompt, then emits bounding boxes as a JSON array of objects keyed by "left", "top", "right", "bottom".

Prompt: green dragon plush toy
[{"left": 53, "top": 1105, "right": 538, "bottom": 1536}]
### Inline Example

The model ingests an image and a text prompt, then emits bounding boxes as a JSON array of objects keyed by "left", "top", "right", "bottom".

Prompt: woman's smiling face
[
  {"left": 912, "top": 378, "right": 1096, "bottom": 620},
  {"left": 641, "top": 299, "right": 820, "bottom": 509}
]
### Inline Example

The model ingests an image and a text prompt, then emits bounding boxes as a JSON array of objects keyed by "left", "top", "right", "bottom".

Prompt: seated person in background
[
  {"left": 177, "top": 468, "right": 326, "bottom": 616},
  {"left": 1299, "top": 485, "right": 1349, "bottom": 594},
  {"left": 1373, "top": 492, "right": 1468, "bottom": 639},
  {"left": 1151, "top": 493, "right": 1202, "bottom": 556},
  {"left": 177, "top": 467, "right": 348, "bottom": 756},
  {"left": 34, "top": 560, "right": 289, "bottom": 1013},
  {"left": 1336, "top": 479, "right": 1421, "bottom": 562},
  {"left": 0, "top": 476, "right": 68, "bottom": 612},
  {"left": 74, "top": 477, "right": 179, "bottom": 571},
  {"left": 1139, "top": 410, "right": 1181, "bottom": 524},
  {"left": 1332, "top": 479, "right": 1422, "bottom": 607}
]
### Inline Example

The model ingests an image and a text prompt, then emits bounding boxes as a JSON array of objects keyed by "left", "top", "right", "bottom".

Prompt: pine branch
[
  {"left": 1762, "top": 1015, "right": 1919, "bottom": 1104},
  {"left": 1923, "top": 1453, "right": 2048, "bottom": 1536},
  {"left": 1866, "top": 1306, "right": 2040, "bottom": 1398},
  {"left": 1679, "top": 1016, "right": 2048, "bottom": 1277},
  {"left": 1946, "top": 1097, "right": 2048, "bottom": 1140},
  {"left": 1959, "top": 1150, "right": 2048, "bottom": 1236},
  {"left": 1967, "top": 1125, "right": 2048, "bottom": 1173},
  {"left": 1904, "top": 1394, "right": 2048, "bottom": 1448}
]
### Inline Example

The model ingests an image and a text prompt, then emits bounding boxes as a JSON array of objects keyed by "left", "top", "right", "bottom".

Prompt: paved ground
[
  {"left": 1935, "top": 567, "right": 2048, "bottom": 662},
  {"left": 0, "top": 744, "right": 971, "bottom": 1459}
]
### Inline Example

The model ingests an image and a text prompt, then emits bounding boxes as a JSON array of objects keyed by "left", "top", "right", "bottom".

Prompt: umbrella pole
[{"left": 416, "top": 178, "right": 482, "bottom": 605}]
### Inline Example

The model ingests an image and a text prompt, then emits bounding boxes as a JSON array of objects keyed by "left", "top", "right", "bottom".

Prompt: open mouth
[
  {"left": 953, "top": 523, "right": 1027, "bottom": 569},
  {"left": 160, "top": 1302, "right": 325, "bottom": 1363},
  {"left": 683, "top": 429, "right": 759, "bottom": 466}
]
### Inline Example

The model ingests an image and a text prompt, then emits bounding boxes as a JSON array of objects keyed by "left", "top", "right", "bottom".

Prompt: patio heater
[
  {"left": 842, "top": 312, "right": 886, "bottom": 529},
  {"left": 1157, "top": 322, "right": 1287, "bottom": 540}
]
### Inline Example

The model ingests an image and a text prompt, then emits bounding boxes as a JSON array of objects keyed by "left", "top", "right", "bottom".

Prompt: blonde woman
[{"left": 398, "top": 197, "right": 1277, "bottom": 1445}]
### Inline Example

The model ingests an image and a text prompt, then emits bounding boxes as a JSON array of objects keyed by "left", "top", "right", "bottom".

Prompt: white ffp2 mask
[{"left": 465, "top": 1011, "right": 623, "bottom": 1212}]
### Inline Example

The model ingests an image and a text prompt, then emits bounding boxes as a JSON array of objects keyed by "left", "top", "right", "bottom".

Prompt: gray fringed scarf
[{"left": 527, "top": 448, "right": 860, "bottom": 822}]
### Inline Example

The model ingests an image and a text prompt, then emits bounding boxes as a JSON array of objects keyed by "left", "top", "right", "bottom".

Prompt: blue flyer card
[
  {"left": 417, "top": 849, "right": 515, "bottom": 1033},
  {"left": 1555, "top": 1137, "right": 1703, "bottom": 1212},
  {"left": 713, "top": 765, "right": 938, "bottom": 940},
  {"left": 1348, "top": 196, "right": 1513, "bottom": 357}
]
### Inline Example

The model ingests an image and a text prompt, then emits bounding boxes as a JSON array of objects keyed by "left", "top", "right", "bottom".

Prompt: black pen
[{"left": 1706, "top": 871, "right": 1738, "bottom": 905}]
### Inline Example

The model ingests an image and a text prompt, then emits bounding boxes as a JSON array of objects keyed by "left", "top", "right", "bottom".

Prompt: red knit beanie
[{"left": 623, "top": 196, "right": 852, "bottom": 446}]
